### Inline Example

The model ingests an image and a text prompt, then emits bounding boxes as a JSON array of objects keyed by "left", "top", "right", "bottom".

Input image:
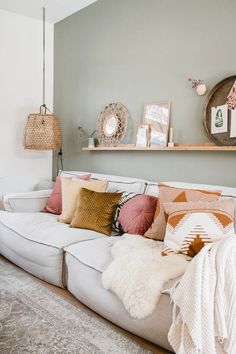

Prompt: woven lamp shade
[{"left": 23, "top": 106, "right": 62, "bottom": 151}]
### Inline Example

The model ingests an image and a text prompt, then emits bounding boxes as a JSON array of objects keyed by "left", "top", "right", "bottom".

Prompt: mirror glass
[{"left": 105, "top": 115, "right": 118, "bottom": 136}]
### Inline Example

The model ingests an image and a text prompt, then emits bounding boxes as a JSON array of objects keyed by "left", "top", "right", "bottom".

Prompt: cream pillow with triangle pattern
[{"left": 162, "top": 199, "right": 235, "bottom": 257}]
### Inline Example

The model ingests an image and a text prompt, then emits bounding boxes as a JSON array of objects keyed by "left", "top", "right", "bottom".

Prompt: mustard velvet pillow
[
  {"left": 70, "top": 188, "right": 122, "bottom": 236},
  {"left": 58, "top": 178, "right": 108, "bottom": 224}
]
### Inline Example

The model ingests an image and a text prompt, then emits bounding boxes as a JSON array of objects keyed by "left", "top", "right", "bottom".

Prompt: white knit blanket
[
  {"left": 102, "top": 234, "right": 189, "bottom": 319},
  {"left": 168, "top": 236, "right": 236, "bottom": 354}
]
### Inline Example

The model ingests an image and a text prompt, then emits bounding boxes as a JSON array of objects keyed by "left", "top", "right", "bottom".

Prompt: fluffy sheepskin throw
[{"left": 102, "top": 234, "right": 189, "bottom": 319}]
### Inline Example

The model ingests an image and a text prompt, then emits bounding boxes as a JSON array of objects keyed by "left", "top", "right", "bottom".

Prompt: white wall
[{"left": 0, "top": 9, "right": 54, "bottom": 199}]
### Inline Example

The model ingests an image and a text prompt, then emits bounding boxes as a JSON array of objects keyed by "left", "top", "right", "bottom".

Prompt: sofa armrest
[{"left": 3, "top": 190, "right": 52, "bottom": 212}]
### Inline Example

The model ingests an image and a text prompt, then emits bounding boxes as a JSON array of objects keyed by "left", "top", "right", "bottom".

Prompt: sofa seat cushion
[
  {"left": 65, "top": 240, "right": 176, "bottom": 352},
  {"left": 60, "top": 171, "right": 147, "bottom": 194},
  {"left": 65, "top": 237, "right": 120, "bottom": 273},
  {"left": 0, "top": 211, "right": 105, "bottom": 287},
  {"left": 0, "top": 211, "right": 105, "bottom": 247},
  {"left": 65, "top": 236, "right": 178, "bottom": 291}
]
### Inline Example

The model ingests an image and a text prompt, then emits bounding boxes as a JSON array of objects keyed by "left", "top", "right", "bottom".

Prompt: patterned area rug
[{"left": 0, "top": 258, "right": 150, "bottom": 354}]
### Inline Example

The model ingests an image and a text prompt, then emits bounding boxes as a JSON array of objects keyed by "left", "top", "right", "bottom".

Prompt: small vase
[
  {"left": 196, "top": 84, "right": 207, "bottom": 96},
  {"left": 88, "top": 137, "right": 95, "bottom": 147}
]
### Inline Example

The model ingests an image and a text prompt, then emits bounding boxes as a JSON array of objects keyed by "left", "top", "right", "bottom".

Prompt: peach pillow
[
  {"left": 43, "top": 174, "right": 90, "bottom": 215},
  {"left": 58, "top": 178, "right": 108, "bottom": 224},
  {"left": 118, "top": 195, "right": 157, "bottom": 235},
  {"left": 144, "top": 184, "right": 221, "bottom": 241}
]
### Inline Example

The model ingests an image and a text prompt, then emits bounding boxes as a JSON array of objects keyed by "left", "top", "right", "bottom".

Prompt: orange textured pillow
[{"left": 144, "top": 184, "right": 221, "bottom": 241}]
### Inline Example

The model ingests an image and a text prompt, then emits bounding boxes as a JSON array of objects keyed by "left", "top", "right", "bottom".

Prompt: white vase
[
  {"left": 196, "top": 84, "right": 207, "bottom": 96},
  {"left": 88, "top": 137, "right": 95, "bottom": 147}
]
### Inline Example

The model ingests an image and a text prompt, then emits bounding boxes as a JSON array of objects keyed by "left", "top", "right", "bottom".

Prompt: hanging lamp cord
[
  {"left": 42, "top": 7, "right": 63, "bottom": 174},
  {"left": 57, "top": 149, "right": 64, "bottom": 174},
  {"left": 42, "top": 7, "right": 46, "bottom": 106}
]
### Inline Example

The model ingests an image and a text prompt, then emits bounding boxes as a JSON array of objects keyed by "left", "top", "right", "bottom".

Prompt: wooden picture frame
[
  {"left": 135, "top": 124, "right": 150, "bottom": 147},
  {"left": 143, "top": 101, "right": 171, "bottom": 147}
]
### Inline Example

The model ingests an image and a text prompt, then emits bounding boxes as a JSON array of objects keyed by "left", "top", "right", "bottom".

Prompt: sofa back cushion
[
  {"left": 145, "top": 181, "right": 236, "bottom": 198},
  {"left": 60, "top": 171, "right": 146, "bottom": 194}
]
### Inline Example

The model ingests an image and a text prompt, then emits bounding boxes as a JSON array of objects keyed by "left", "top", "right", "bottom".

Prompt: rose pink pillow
[
  {"left": 43, "top": 174, "right": 91, "bottom": 215},
  {"left": 118, "top": 195, "right": 157, "bottom": 236}
]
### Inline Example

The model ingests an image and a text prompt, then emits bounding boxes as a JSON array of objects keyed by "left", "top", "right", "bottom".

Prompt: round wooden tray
[{"left": 203, "top": 75, "right": 236, "bottom": 145}]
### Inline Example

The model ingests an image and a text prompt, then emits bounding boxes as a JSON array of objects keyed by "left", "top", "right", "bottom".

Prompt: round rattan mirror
[
  {"left": 203, "top": 75, "right": 236, "bottom": 145},
  {"left": 97, "top": 102, "right": 129, "bottom": 146}
]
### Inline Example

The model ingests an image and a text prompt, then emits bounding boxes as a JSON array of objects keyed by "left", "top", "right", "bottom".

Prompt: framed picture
[
  {"left": 143, "top": 101, "right": 171, "bottom": 147},
  {"left": 211, "top": 104, "right": 228, "bottom": 134},
  {"left": 135, "top": 124, "right": 150, "bottom": 147}
]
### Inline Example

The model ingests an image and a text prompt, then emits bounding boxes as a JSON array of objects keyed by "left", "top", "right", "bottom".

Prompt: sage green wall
[{"left": 54, "top": 0, "right": 236, "bottom": 186}]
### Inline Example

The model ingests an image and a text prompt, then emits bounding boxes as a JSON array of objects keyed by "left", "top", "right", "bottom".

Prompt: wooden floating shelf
[{"left": 82, "top": 143, "right": 236, "bottom": 151}]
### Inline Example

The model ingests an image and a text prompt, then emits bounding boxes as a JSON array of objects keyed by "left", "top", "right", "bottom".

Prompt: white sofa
[{"left": 1, "top": 171, "right": 236, "bottom": 352}]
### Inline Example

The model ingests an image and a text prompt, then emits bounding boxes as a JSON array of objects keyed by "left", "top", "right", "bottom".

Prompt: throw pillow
[
  {"left": 70, "top": 188, "right": 123, "bottom": 236},
  {"left": 113, "top": 192, "right": 140, "bottom": 233},
  {"left": 118, "top": 194, "right": 157, "bottom": 235},
  {"left": 162, "top": 199, "right": 235, "bottom": 257},
  {"left": 43, "top": 174, "right": 91, "bottom": 215},
  {"left": 144, "top": 184, "right": 221, "bottom": 241},
  {"left": 58, "top": 178, "right": 108, "bottom": 224}
]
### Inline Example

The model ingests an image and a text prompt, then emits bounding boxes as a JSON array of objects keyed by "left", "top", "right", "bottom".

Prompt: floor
[
  {"left": 44, "top": 282, "right": 170, "bottom": 354},
  {"left": 1, "top": 256, "right": 171, "bottom": 354}
]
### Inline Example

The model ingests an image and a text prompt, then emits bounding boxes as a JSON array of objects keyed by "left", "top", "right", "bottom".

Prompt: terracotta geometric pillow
[
  {"left": 162, "top": 199, "right": 235, "bottom": 257},
  {"left": 144, "top": 184, "right": 221, "bottom": 241}
]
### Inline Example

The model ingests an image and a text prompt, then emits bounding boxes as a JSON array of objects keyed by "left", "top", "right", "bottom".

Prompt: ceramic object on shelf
[
  {"left": 88, "top": 137, "right": 95, "bottom": 147},
  {"left": 188, "top": 78, "right": 207, "bottom": 96},
  {"left": 196, "top": 84, "right": 207, "bottom": 96}
]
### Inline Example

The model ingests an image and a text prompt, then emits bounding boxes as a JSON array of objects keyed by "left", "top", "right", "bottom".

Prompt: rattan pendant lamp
[{"left": 23, "top": 8, "right": 62, "bottom": 153}]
